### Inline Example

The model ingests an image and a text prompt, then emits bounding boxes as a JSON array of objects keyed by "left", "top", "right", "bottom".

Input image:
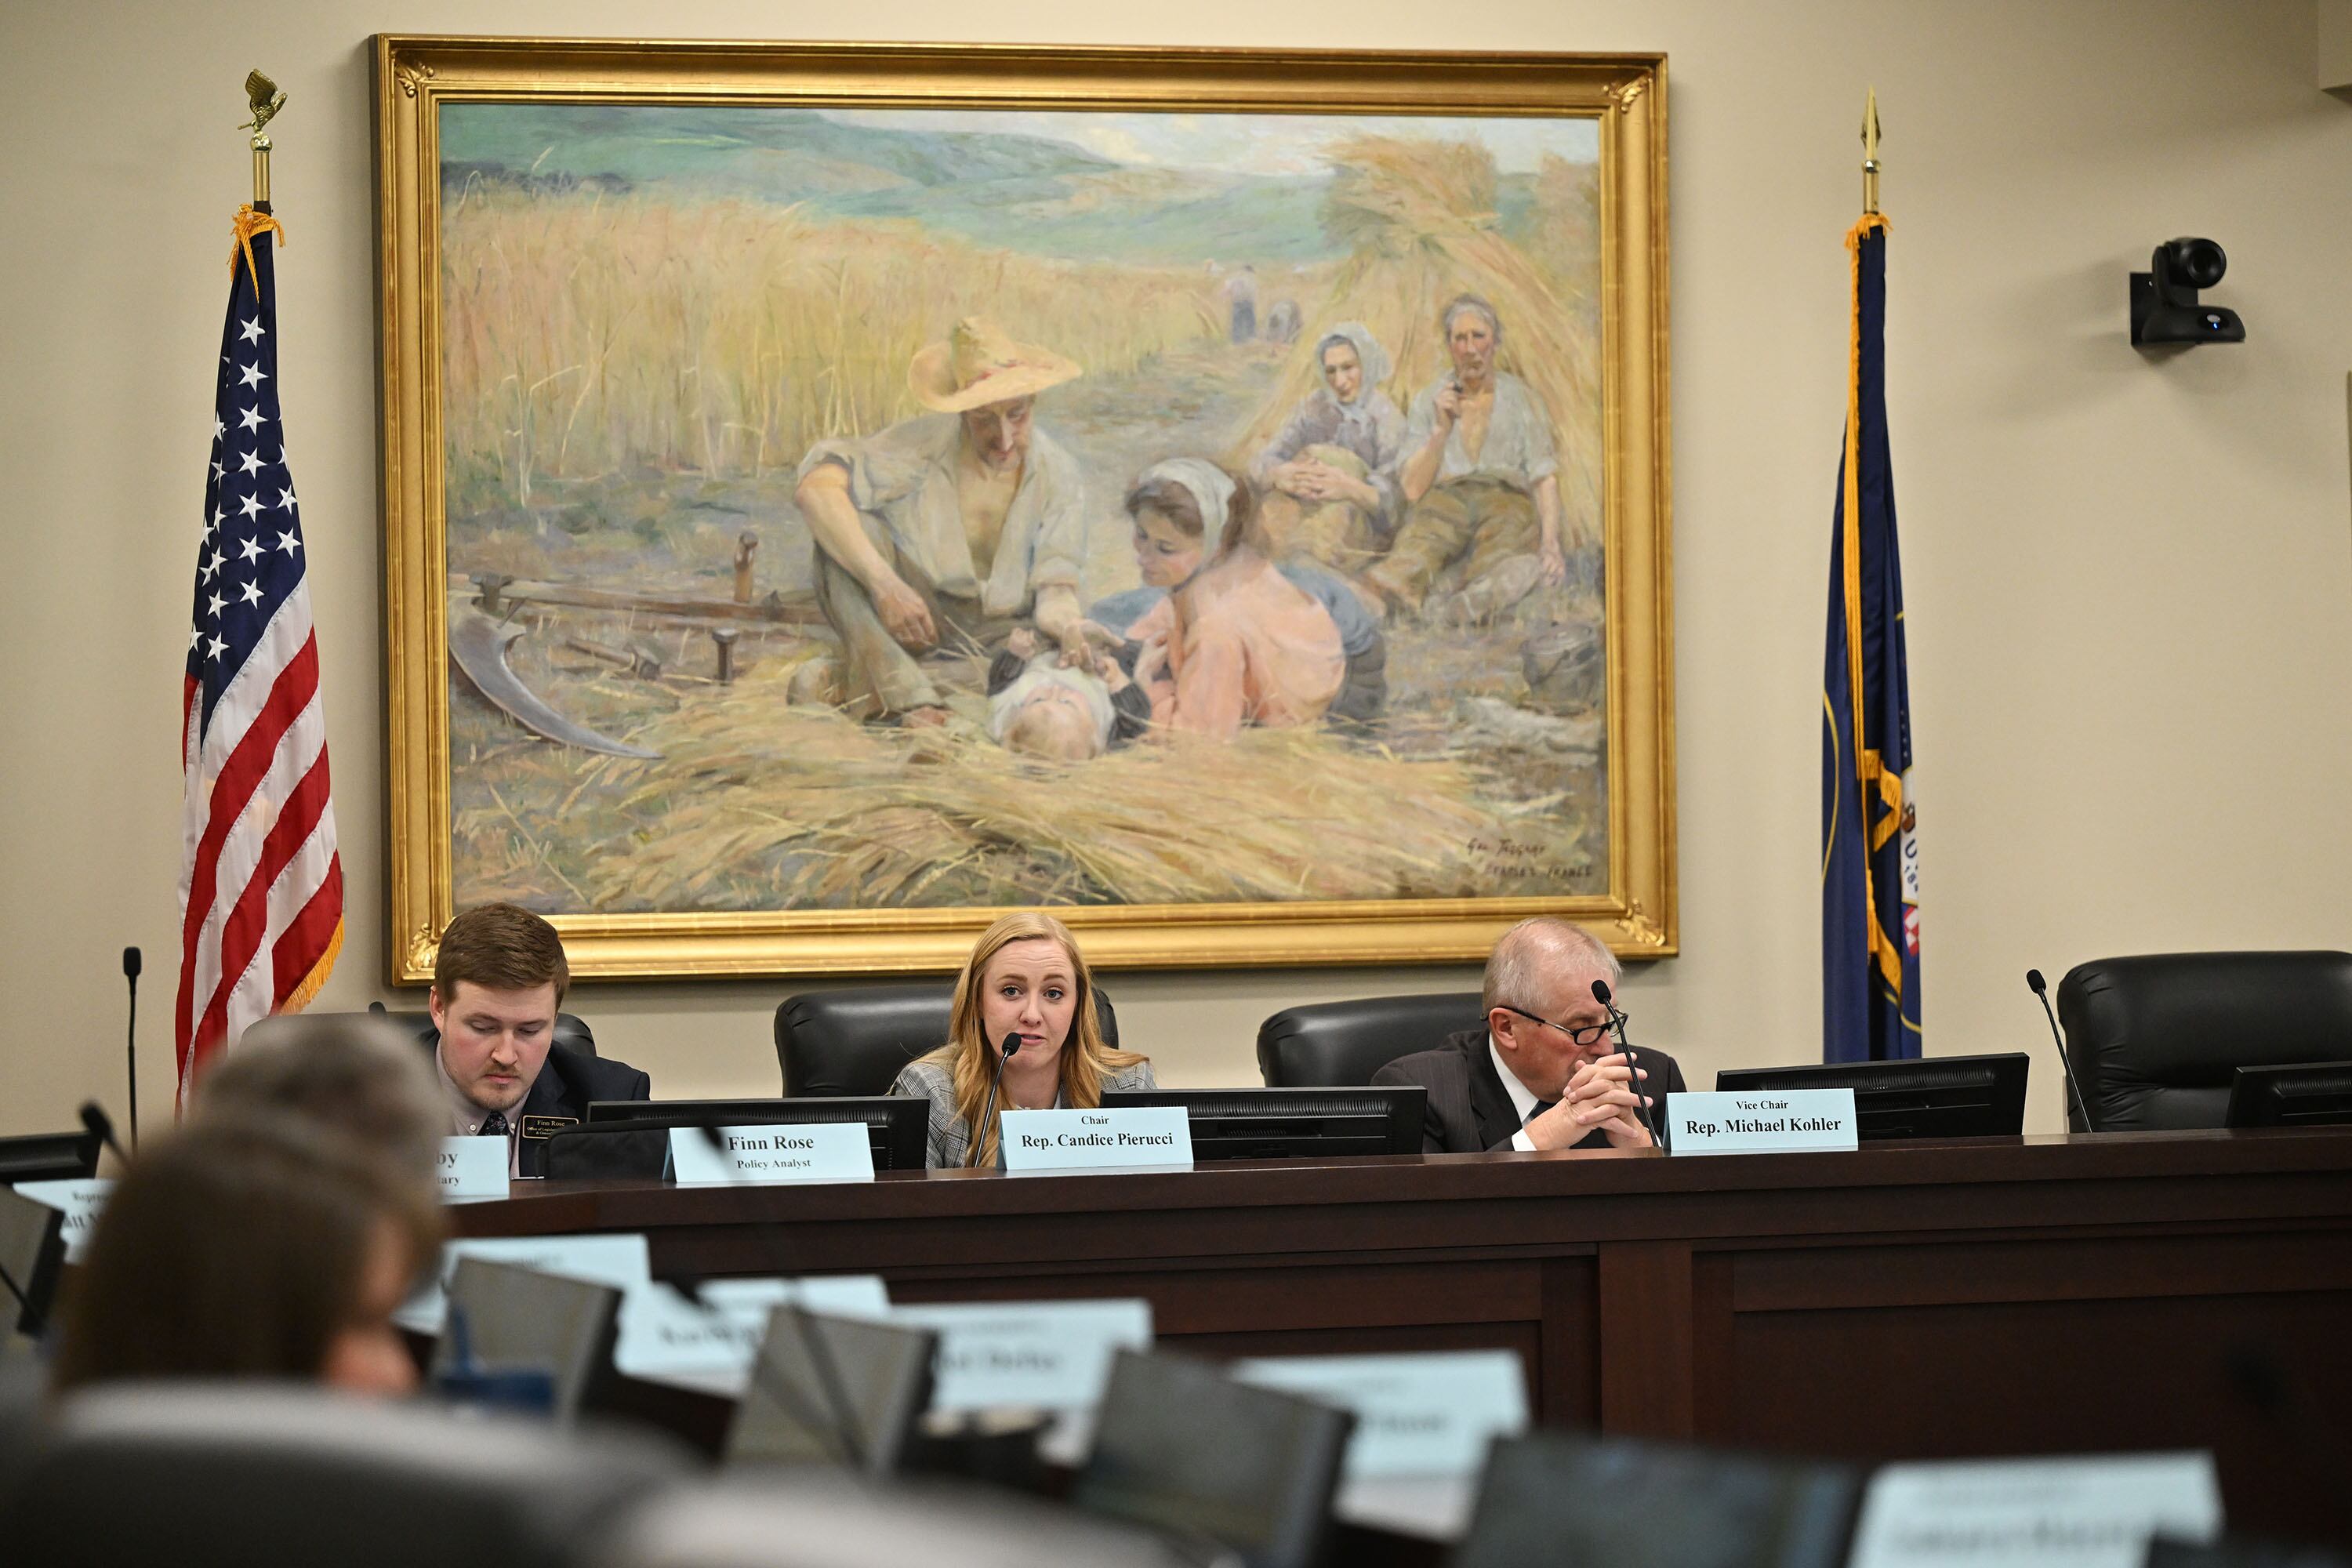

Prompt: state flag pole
[{"left": 1821, "top": 89, "right": 1922, "bottom": 1065}]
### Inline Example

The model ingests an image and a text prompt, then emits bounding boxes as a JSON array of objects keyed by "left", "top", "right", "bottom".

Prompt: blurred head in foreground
[
  {"left": 194, "top": 1011, "right": 443, "bottom": 1192},
  {"left": 49, "top": 1117, "right": 442, "bottom": 1398}
]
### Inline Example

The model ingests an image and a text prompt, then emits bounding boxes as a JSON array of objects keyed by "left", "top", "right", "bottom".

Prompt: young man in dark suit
[
  {"left": 1373, "top": 916, "right": 1684, "bottom": 1153},
  {"left": 426, "top": 903, "right": 651, "bottom": 1177}
]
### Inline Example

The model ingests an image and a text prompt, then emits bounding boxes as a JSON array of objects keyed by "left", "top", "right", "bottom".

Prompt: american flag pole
[{"left": 173, "top": 74, "right": 343, "bottom": 1105}]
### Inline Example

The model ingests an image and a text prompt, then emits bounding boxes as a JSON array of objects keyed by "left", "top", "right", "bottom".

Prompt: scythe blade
[{"left": 448, "top": 604, "right": 662, "bottom": 760}]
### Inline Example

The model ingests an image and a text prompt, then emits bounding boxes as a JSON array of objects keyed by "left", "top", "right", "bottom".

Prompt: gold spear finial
[
  {"left": 1861, "top": 86, "right": 1882, "bottom": 214},
  {"left": 240, "top": 70, "right": 285, "bottom": 205}
]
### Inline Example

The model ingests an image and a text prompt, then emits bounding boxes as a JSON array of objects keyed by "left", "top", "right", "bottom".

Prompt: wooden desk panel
[{"left": 458, "top": 1129, "right": 2352, "bottom": 1541}]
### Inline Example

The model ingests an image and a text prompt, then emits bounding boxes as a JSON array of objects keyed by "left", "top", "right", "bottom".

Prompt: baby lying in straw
[{"left": 986, "top": 627, "right": 1152, "bottom": 761}]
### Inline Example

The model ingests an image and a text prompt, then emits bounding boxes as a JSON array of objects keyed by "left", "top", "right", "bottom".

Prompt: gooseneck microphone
[
  {"left": 80, "top": 1102, "right": 131, "bottom": 1167},
  {"left": 970, "top": 1033, "right": 1023, "bottom": 1170},
  {"left": 1591, "top": 979, "right": 1661, "bottom": 1146},
  {"left": 2025, "top": 969, "right": 2099, "bottom": 1133},
  {"left": 122, "top": 947, "right": 141, "bottom": 1151}
]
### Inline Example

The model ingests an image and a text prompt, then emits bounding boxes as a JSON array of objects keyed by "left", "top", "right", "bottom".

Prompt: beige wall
[{"left": 5, "top": 0, "right": 2348, "bottom": 1138}]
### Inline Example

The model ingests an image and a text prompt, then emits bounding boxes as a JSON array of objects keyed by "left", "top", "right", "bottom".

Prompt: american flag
[{"left": 174, "top": 204, "right": 343, "bottom": 1102}]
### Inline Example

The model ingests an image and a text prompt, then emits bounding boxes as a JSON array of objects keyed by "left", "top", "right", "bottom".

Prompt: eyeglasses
[{"left": 1497, "top": 1004, "right": 1619, "bottom": 1049}]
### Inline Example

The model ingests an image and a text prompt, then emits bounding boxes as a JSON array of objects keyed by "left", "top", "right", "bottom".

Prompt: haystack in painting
[
  {"left": 554, "top": 655, "right": 1556, "bottom": 912},
  {"left": 1230, "top": 136, "right": 1604, "bottom": 549}
]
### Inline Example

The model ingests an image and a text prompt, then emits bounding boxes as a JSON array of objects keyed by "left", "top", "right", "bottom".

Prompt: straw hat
[{"left": 908, "top": 318, "right": 1082, "bottom": 413}]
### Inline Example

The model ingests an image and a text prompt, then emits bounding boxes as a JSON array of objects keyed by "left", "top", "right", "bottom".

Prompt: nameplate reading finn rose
[
  {"left": 668, "top": 1123, "right": 875, "bottom": 1185},
  {"left": 1668, "top": 1089, "right": 1859, "bottom": 1156},
  {"left": 437, "top": 1136, "right": 509, "bottom": 1202},
  {"left": 998, "top": 1107, "right": 1193, "bottom": 1172}
]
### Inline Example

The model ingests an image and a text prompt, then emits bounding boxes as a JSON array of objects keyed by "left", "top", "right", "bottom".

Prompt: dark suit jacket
[
  {"left": 1371, "top": 1029, "right": 1687, "bottom": 1154},
  {"left": 420, "top": 1036, "right": 652, "bottom": 1177}
]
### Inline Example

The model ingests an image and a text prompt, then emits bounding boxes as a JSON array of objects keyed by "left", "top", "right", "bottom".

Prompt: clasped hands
[{"left": 1522, "top": 1053, "right": 1653, "bottom": 1151}]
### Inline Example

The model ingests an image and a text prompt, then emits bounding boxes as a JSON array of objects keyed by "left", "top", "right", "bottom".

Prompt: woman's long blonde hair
[{"left": 926, "top": 911, "right": 1144, "bottom": 1167}]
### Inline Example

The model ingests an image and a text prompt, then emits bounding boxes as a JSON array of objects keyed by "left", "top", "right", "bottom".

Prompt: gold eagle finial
[{"left": 241, "top": 70, "right": 286, "bottom": 139}]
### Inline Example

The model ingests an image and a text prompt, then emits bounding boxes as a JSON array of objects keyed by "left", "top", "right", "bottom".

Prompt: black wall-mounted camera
[{"left": 2130, "top": 238, "right": 2244, "bottom": 345}]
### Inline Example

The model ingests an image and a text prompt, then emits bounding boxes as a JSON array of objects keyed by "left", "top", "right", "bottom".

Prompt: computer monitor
[
  {"left": 569, "top": 1097, "right": 928, "bottom": 1176},
  {"left": 1712, "top": 1053, "right": 2028, "bottom": 1141},
  {"left": 430, "top": 1256, "right": 623, "bottom": 1424},
  {"left": 1074, "top": 1348, "right": 1352, "bottom": 1568},
  {"left": 1098, "top": 1087, "right": 1425, "bottom": 1162},
  {"left": 726, "top": 1306, "right": 938, "bottom": 1476},
  {"left": 0, "top": 1131, "right": 100, "bottom": 1185},
  {"left": 1455, "top": 1432, "right": 1857, "bottom": 1568},
  {"left": 2225, "top": 1062, "right": 2352, "bottom": 1128},
  {"left": 0, "top": 1187, "right": 65, "bottom": 1338}
]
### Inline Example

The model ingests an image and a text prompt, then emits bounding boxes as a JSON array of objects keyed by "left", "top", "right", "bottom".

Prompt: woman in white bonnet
[
  {"left": 1123, "top": 459, "right": 1346, "bottom": 739},
  {"left": 1248, "top": 322, "right": 1406, "bottom": 572}
]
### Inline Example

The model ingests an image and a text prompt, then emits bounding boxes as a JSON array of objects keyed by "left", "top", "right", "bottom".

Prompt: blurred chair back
[
  {"left": 594, "top": 1473, "right": 1225, "bottom": 1568},
  {"left": 2055, "top": 952, "right": 2352, "bottom": 1131},
  {"left": 0, "top": 1382, "right": 683, "bottom": 1568},
  {"left": 775, "top": 983, "right": 1120, "bottom": 1098},
  {"left": 430, "top": 1257, "right": 624, "bottom": 1424},
  {"left": 1073, "top": 1349, "right": 1352, "bottom": 1568},
  {"left": 241, "top": 1004, "right": 601, "bottom": 1058},
  {"left": 1255, "top": 993, "right": 1483, "bottom": 1087}
]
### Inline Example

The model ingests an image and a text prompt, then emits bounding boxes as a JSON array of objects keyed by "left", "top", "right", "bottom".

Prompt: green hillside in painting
[{"left": 439, "top": 103, "right": 1342, "bottom": 263}]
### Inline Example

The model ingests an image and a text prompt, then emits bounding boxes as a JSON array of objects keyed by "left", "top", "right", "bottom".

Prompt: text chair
[
  {"left": 774, "top": 983, "right": 1120, "bottom": 1098},
  {"left": 1255, "top": 992, "right": 1484, "bottom": 1087},
  {"left": 2055, "top": 951, "right": 2352, "bottom": 1131}
]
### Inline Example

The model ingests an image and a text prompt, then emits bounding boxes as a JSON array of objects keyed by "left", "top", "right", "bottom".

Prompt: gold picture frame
[{"left": 373, "top": 34, "right": 1674, "bottom": 982}]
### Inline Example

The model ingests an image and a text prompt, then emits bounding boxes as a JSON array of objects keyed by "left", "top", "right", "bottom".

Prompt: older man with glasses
[{"left": 1373, "top": 916, "right": 1686, "bottom": 1153}]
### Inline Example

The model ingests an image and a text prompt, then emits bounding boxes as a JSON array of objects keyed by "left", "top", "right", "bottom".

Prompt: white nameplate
[
  {"left": 1668, "top": 1089, "right": 1858, "bottom": 1156},
  {"left": 13, "top": 1178, "right": 114, "bottom": 1264},
  {"left": 437, "top": 1137, "right": 509, "bottom": 1202},
  {"left": 886, "top": 1298, "right": 1153, "bottom": 1414},
  {"left": 394, "top": 1232, "right": 652, "bottom": 1335},
  {"left": 999, "top": 1107, "right": 1192, "bottom": 1171},
  {"left": 1849, "top": 1453, "right": 2223, "bottom": 1568},
  {"left": 669, "top": 1123, "right": 875, "bottom": 1185},
  {"left": 1234, "top": 1350, "right": 1528, "bottom": 1478},
  {"left": 615, "top": 1274, "right": 891, "bottom": 1386}
]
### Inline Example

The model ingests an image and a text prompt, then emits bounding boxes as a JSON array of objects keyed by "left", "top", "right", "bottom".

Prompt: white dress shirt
[
  {"left": 1488, "top": 1034, "right": 1547, "bottom": 1153},
  {"left": 438, "top": 1047, "right": 521, "bottom": 1177}
]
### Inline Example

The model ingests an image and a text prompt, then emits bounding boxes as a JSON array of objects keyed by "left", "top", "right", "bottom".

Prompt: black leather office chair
[
  {"left": 774, "top": 983, "right": 1121, "bottom": 1098},
  {"left": 1255, "top": 992, "right": 1485, "bottom": 1087},
  {"left": 2054, "top": 951, "right": 2352, "bottom": 1131},
  {"left": 241, "top": 1002, "right": 599, "bottom": 1058},
  {"left": 0, "top": 1383, "right": 683, "bottom": 1568}
]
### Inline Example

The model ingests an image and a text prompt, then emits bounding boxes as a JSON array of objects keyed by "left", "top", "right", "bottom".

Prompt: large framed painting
[{"left": 374, "top": 36, "right": 1672, "bottom": 981}]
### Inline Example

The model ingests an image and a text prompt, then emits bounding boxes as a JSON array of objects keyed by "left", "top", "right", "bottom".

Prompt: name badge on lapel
[{"left": 520, "top": 1115, "right": 577, "bottom": 1141}]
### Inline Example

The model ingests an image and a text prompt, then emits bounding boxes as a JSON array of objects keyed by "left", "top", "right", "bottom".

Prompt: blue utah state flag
[{"left": 1822, "top": 212, "right": 1921, "bottom": 1063}]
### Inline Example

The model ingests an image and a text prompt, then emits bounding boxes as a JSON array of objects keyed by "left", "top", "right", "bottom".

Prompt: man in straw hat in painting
[
  {"left": 795, "top": 318, "right": 1093, "bottom": 724},
  {"left": 1355, "top": 294, "right": 1570, "bottom": 624}
]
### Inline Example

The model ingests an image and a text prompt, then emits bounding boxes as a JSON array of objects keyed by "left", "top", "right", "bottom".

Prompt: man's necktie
[
  {"left": 1529, "top": 1101, "right": 1557, "bottom": 1124},
  {"left": 481, "top": 1111, "right": 510, "bottom": 1138}
]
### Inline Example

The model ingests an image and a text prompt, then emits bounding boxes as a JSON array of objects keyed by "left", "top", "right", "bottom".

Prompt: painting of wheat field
[{"left": 432, "top": 98, "right": 1617, "bottom": 921}]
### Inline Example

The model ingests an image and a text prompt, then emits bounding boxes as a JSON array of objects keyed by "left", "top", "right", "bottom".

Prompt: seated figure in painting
[
  {"left": 985, "top": 626, "right": 1151, "bottom": 761},
  {"left": 1122, "top": 459, "right": 1349, "bottom": 739},
  {"left": 1355, "top": 294, "right": 1570, "bottom": 623},
  {"left": 793, "top": 319, "right": 1094, "bottom": 725},
  {"left": 1247, "top": 322, "right": 1406, "bottom": 577}
]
